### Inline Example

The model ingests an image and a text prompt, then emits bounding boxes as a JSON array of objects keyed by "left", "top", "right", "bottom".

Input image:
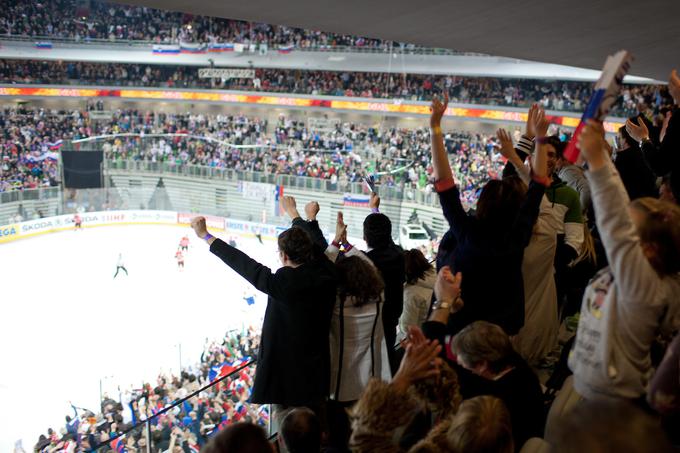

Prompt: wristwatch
[{"left": 432, "top": 299, "right": 453, "bottom": 311}]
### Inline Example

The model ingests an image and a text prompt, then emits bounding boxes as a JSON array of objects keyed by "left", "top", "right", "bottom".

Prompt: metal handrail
[{"left": 0, "top": 33, "right": 475, "bottom": 55}]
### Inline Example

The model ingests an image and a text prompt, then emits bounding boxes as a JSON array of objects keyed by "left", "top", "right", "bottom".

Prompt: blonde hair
[
  {"left": 629, "top": 197, "right": 680, "bottom": 276},
  {"left": 446, "top": 396, "right": 514, "bottom": 453},
  {"left": 576, "top": 220, "right": 597, "bottom": 266}
]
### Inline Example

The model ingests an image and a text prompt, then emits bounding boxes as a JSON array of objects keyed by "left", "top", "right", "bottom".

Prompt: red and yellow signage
[{"left": 0, "top": 86, "right": 624, "bottom": 132}]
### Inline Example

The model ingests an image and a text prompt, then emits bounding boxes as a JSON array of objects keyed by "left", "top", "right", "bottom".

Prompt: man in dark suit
[
  {"left": 190, "top": 215, "right": 337, "bottom": 423},
  {"left": 363, "top": 193, "right": 405, "bottom": 374}
]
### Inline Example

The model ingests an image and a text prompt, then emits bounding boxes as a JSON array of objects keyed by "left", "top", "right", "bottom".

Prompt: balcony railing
[
  {"left": 103, "top": 159, "right": 441, "bottom": 207},
  {"left": 0, "top": 33, "right": 474, "bottom": 55}
]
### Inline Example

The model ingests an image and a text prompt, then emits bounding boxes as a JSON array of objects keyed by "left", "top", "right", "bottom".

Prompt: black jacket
[
  {"left": 614, "top": 145, "right": 658, "bottom": 200},
  {"left": 422, "top": 321, "right": 545, "bottom": 450},
  {"left": 437, "top": 182, "right": 544, "bottom": 335},
  {"left": 365, "top": 244, "right": 405, "bottom": 326},
  {"left": 210, "top": 239, "right": 337, "bottom": 406}
]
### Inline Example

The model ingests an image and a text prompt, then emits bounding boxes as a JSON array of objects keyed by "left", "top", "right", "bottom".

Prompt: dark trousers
[{"left": 113, "top": 266, "right": 128, "bottom": 278}]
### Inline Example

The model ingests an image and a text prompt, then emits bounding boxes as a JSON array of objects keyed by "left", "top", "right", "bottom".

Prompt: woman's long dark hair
[
  {"left": 336, "top": 256, "right": 384, "bottom": 307},
  {"left": 404, "top": 248, "right": 433, "bottom": 285}
]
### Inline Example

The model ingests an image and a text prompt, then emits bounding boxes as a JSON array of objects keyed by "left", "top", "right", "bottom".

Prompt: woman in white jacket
[
  {"left": 325, "top": 213, "right": 391, "bottom": 401},
  {"left": 324, "top": 212, "right": 392, "bottom": 449}
]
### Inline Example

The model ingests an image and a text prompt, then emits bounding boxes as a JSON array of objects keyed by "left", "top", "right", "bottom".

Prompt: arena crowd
[
  {"left": 183, "top": 69, "right": 680, "bottom": 452},
  {"left": 0, "top": 59, "right": 672, "bottom": 117},
  {"left": 33, "top": 328, "right": 267, "bottom": 453}
]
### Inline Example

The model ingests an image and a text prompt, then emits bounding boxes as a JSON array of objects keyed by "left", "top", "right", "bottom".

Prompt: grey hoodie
[{"left": 568, "top": 161, "right": 680, "bottom": 400}]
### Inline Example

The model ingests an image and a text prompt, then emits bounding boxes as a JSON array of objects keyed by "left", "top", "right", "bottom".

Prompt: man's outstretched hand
[
  {"left": 430, "top": 93, "right": 449, "bottom": 128},
  {"left": 369, "top": 192, "right": 380, "bottom": 210},
  {"left": 305, "top": 201, "right": 320, "bottom": 221},
  {"left": 281, "top": 195, "right": 301, "bottom": 220},
  {"left": 191, "top": 216, "right": 208, "bottom": 239}
]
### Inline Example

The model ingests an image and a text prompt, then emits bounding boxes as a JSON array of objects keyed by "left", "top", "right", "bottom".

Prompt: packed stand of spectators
[
  {"left": 0, "top": 0, "right": 400, "bottom": 50},
  {"left": 0, "top": 59, "right": 673, "bottom": 117},
  {"left": 0, "top": 106, "right": 510, "bottom": 211},
  {"left": 33, "top": 328, "right": 267, "bottom": 453},
  {"left": 181, "top": 68, "right": 680, "bottom": 453},
  {"left": 0, "top": 107, "right": 62, "bottom": 192}
]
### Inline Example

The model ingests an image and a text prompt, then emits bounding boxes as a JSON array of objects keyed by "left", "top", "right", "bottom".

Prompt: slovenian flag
[
  {"left": 48, "top": 139, "right": 63, "bottom": 150},
  {"left": 274, "top": 185, "right": 284, "bottom": 216},
  {"left": 35, "top": 42, "right": 53, "bottom": 49},
  {"left": 180, "top": 42, "right": 206, "bottom": 54},
  {"left": 152, "top": 44, "right": 180, "bottom": 54},
  {"left": 343, "top": 194, "right": 370, "bottom": 208},
  {"left": 208, "top": 43, "right": 234, "bottom": 52},
  {"left": 278, "top": 44, "right": 294, "bottom": 54}
]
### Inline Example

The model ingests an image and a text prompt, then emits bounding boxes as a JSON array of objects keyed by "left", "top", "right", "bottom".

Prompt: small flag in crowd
[
  {"left": 274, "top": 185, "right": 285, "bottom": 216},
  {"left": 208, "top": 357, "right": 252, "bottom": 381},
  {"left": 342, "top": 193, "right": 371, "bottom": 208},
  {"left": 564, "top": 50, "right": 633, "bottom": 163},
  {"left": 278, "top": 44, "right": 294, "bottom": 54},
  {"left": 48, "top": 139, "right": 63, "bottom": 150},
  {"left": 110, "top": 436, "right": 126, "bottom": 453},
  {"left": 35, "top": 42, "right": 53, "bottom": 49}
]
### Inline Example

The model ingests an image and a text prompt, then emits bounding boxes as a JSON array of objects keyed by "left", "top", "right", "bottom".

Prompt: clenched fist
[
  {"left": 305, "top": 201, "right": 320, "bottom": 220},
  {"left": 191, "top": 216, "right": 208, "bottom": 239}
]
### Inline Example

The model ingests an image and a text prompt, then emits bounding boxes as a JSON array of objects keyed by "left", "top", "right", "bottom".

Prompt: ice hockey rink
[{"left": 0, "top": 224, "right": 278, "bottom": 452}]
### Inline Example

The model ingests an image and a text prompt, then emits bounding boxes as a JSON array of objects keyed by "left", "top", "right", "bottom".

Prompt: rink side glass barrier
[{"left": 89, "top": 360, "right": 274, "bottom": 453}]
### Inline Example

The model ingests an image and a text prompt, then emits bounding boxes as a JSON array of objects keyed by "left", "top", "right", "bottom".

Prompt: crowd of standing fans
[
  {"left": 0, "top": 59, "right": 672, "bottom": 117},
  {"left": 182, "top": 69, "right": 680, "bottom": 453}
]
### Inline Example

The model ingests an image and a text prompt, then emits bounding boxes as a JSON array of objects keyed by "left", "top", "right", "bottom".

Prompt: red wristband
[
  {"left": 331, "top": 240, "right": 341, "bottom": 248},
  {"left": 434, "top": 177, "right": 456, "bottom": 193}
]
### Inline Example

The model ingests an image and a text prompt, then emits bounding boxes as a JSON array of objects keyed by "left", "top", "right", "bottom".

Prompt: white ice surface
[{"left": 0, "top": 225, "right": 279, "bottom": 453}]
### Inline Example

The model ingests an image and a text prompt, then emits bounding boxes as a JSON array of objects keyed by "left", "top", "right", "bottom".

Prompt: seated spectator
[
  {"left": 280, "top": 408, "right": 322, "bottom": 453},
  {"left": 398, "top": 248, "right": 436, "bottom": 341},
  {"left": 446, "top": 320, "right": 545, "bottom": 447},
  {"left": 203, "top": 422, "right": 273, "bottom": 453},
  {"left": 568, "top": 120, "right": 680, "bottom": 402},
  {"left": 443, "top": 396, "right": 514, "bottom": 453}
]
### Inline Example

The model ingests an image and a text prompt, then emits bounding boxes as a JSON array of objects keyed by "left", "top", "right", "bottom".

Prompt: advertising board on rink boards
[
  {"left": 0, "top": 210, "right": 286, "bottom": 243},
  {"left": 1, "top": 210, "right": 179, "bottom": 243}
]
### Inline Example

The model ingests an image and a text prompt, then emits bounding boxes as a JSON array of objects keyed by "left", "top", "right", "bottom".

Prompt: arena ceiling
[{"left": 118, "top": 0, "right": 678, "bottom": 83}]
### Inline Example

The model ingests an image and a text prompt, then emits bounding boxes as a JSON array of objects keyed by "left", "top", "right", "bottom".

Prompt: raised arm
[
  {"left": 510, "top": 107, "right": 550, "bottom": 246},
  {"left": 284, "top": 196, "right": 329, "bottom": 250},
  {"left": 502, "top": 104, "right": 538, "bottom": 178},
  {"left": 578, "top": 120, "right": 660, "bottom": 301},
  {"left": 429, "top": 94, "right": 470, "bottom": 236},
  {"left": 497, "top": 128, "right": 530, "bottom": 185},
  {"left": 191, "top": 216, "right": 285, "bottom": 298}
]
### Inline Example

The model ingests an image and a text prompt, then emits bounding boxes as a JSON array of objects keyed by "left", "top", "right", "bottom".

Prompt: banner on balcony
[
  {"left": 207, "top": 42, "right": 234, "bottom": 52},
  {"left": 343, "top": 193, "right": 370, "bottom": 207},
  {"left": 237, "top": 181, "right": 276, "bottom": 201},
  {"left": 198, "top": 68, "right": 255, "bottom": 79},
  {"left": 152, "top": 44, "right": 180, "bottom": 54},
  {"left": 179, "top": 41, "right": 206, "bottom": 54},
  {"left": 35, "top": 42, "right": 53, "bottom": 49}
]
